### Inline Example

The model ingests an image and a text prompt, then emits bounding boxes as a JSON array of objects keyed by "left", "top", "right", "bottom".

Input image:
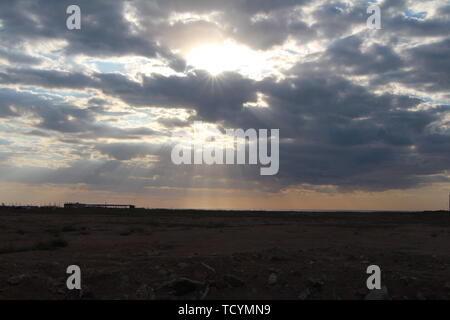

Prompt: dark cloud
[
  {"left": 311, "top": 2, "right": 367, "bottom": 38},
  {"left": 383, "top": 11, "right": 450, "bottom": 38},
  {"left": 0, "top": 49, "right": 42, "bottom": 65},
  {"left": 0, "top": 68, "right": 98, "bottom": 89},
  {"left": 129, "top": 0, "right": 314, "bottom": 50},
  {"left": 24, "top": 66, "right": 445, "bottom": 192},
  {"left": 0, "top": 0, "right": 449, "bottom": 196},
  {"left": 0, "top": 88, "right": 158, "bottom": 139},
  {"left": 24, "top": 129, "right": 52, "bottom": 137},
  {"left": 371, "top": 38, "right": 450, "bottom": 92},
  {"left": 158, "top": 117, "right": 189, "bottom": 128},
  {"left": 96, "top": 70, "right": 257, "bottom": 122},
  {"left": 95, "top": 143, "right": 161, "bottom": 160},
  {"left": 324, "top": 35, "right": 404, "bottom": 75},
  {"left": 226, "top": 5, "right": 316, "bottom": 50},
  {"left": 0, "top": 0, "right": 156, "bottom": 56}
]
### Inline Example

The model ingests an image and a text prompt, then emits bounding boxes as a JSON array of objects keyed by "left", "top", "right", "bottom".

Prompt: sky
[{"left": 0, "top": 0, "right": 449, "bottom": 210}]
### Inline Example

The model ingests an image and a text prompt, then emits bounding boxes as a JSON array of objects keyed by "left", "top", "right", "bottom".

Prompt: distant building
[
  {"left": 64, "top": 202, "right": 135, "bottom": 209},
  {"left": 0, "top": 205, "right": 41, "bottom": 210}
]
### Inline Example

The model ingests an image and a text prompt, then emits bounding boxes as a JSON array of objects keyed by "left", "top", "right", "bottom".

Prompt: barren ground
[{"left": 0, "top": 208, "right": 449, "bottom": 300}]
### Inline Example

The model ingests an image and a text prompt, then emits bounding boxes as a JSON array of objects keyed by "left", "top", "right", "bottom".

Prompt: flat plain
[{"left": 0, "top": 208, "right": 449, "bottom": 299}]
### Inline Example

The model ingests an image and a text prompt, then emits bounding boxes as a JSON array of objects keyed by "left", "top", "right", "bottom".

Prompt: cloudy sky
[{"left": 0, "top": 0, "right": 449, "bottom": 210}]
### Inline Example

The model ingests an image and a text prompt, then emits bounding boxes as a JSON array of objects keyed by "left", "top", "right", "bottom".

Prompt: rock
[
  {"left": 253, "top": 253, "right": 263, "bottom": 260},
  {"left": 135, "top": 284, "right": 155, "bottom": 300},
  {"left": 268, "top": 273, "right": 278, "bottom": 286},
  {"left": 416, "top": 292, "right": 426, "bottom": 300},
  {"left": 355, "top": 289, "right": 367, "bottom": 298},
  {"left": 45, "top": 277, "right": 60, "bottom": 293},
  {"left": 231, "top": 253, "right": 242, "bottom": 262},
  {"left": 264, "top": 247, "right": 289, "bottom": 261},
  {"left": 177, "top": 262, "right": 190, "bottom": 269},
  {"left": 66, "top": 284, "right": 94, "bottom": 300},
  {"left": 158, "top": 277, "right": 205, "bottom": 296},
  {"left": 347, "top": 254, "right": 357, "bottom": 261},
  {"left": 364, "top": 286, "right": 389, "bottom": 300},
  {"left": 157, "top": 269, "right": 169, "bottom": 276},
  {"left": 223, "top": 274, "right": 245, "bottom": 288},
  {"left": 298, "top": 288, "right": 311, "bottom": 300},
  {"left": 400, "top": 276, "right": 417, "bottom": 286},
  {"left": 120, "top": 275, "right": 130, "bottom": 288},
  {"left": 290, "top": 270, "right": 301, "bottom": 277},
  {"left": 80, "top": 285, "right": 95, "bottom": 299},
  {"left": 210, "top": 279, "right": 228, "bottom": 289},
  {"left": 200, "top": 284, "right": 210, "bottom": 300},
  {"left": 201, "top": 262, "right": 216, "bottom": 273},
  {"left": 7, "top": 274, "right": 27, "bottom": 286},
  {"left": 307, "top": 278, "right": 324, "bottom": 289}
]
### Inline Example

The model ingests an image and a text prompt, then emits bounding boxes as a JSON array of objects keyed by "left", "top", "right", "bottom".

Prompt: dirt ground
[{"left": 0, "top": 208, "right": 449, "bottom": 300}]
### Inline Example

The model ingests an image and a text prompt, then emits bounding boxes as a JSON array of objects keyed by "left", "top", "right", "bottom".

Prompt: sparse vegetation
[
  {"left": 0, "top": 244, "right": 29, "bottom": 255},
  {"left": 0, "top": 237, "right": 68, "bottom": 255},
  {"left": 120, "top": 227, "right": 146, "bottom": 236},
  {"left": 45, "top": 228, "right": 61, "bottom": 236},
  {"left": 33, "top": 237, "right": 68, "bottom": 251},
  {"left": 61, "top": 224, "right": 77, "bottom": 232}
]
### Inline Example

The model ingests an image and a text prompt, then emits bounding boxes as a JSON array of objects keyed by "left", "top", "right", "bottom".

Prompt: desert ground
[{"left": 0, "top": 208, "right": 449, "bottom": 300}]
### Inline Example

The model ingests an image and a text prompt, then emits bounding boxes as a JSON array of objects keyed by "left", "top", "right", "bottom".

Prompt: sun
[{"left": 186, "top": 40, "right": 262, "bottom": 76}]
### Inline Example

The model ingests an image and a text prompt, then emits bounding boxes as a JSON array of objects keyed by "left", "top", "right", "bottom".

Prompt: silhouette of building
[{"left": 64, "top": 202, "right": 135, "bottom": 209}]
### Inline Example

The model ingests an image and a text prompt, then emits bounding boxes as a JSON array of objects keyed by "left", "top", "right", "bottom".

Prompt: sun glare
[{"left": 186, "top": 40, "right": 263, "bottom": 76}]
